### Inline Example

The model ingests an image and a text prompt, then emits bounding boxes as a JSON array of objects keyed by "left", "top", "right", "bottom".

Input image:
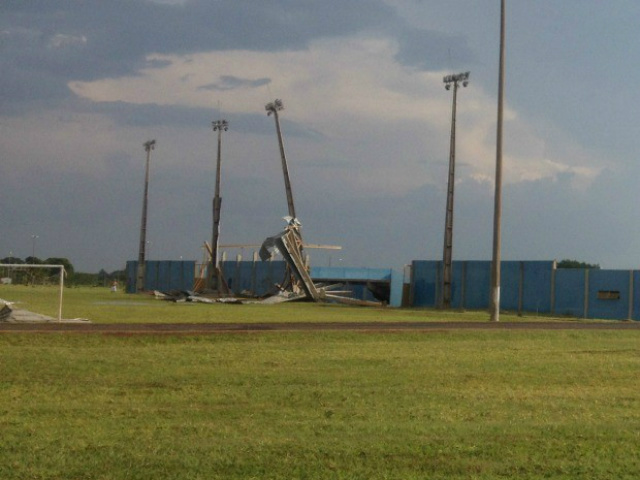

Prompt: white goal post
[{"left": 0, "top": 264, "right": 66, "bottom": 322}]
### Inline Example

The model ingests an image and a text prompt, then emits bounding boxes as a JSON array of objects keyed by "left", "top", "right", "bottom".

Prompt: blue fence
[
  {"left": 410, "top": 260, "right": 639, "bottom": 320},
  {"left": 126, "top": 260, "right": 402, "bottom": 306},
  {"left": 126, "top": 260, "right": 196, "bottom": 293},
  {"left": 127, "top": 259, "right": 640, "bottom": 320}
]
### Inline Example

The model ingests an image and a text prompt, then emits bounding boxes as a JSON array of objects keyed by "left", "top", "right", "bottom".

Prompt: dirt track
[{"left": 2, "top": 321, "right": 640, "bottom": 334}]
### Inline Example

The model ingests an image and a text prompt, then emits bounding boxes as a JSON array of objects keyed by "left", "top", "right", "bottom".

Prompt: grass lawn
[
  {"left": 2, "top": 287, "right": 639, "bottom": 478},
  {"left": 2, "top": 327, "right": 640, "bottom": 479},
  {"left": 0, "top": 285, "right": 574, "bottom": 324}
]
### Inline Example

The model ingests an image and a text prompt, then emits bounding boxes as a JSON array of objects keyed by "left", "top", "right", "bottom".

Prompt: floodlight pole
[
  {"left": 136, "top": 139, "right": 155, "bottom": 292},
  {"left": 441, "top": 71, "right": 470, "bottom": 309},
  {"left": 490, "top": 0, "right": 506, "bottom": 322},
  {"left": 266, "top": 99, "right": 297, "bottom": 220},
  {"left": 209, "top": 119, "right": 228, "bottom": 289},
  {"left": 31, "top": 234, "right": 39, "bottom": 261}
]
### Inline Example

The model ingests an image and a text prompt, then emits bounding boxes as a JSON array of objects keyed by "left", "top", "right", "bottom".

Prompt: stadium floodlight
[
  {"left": 137, "top": 139, "right": 156, "bottom": 292},
  {"left": 265, "top": 99, "right": 284, "bottom": 115},
  {"left": 440, "top": 71, "right": 470, "bottom": 309},
  {"left": 209, "top": 119, "right": 229, "bottom": 290},
  {"left": 265, "top": 99, "right": 297, "bottom": 220},
  {"left": 30, "top": 234, "right": 39, "bottom": 260}
]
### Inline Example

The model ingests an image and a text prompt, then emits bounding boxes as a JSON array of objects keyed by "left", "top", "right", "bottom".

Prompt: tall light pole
[
  {"left": 441, "top": 71, "right": 470, "bottom": 308},
  {"left": 209, "top": 119, "right": 228, "bottom": 289},
  {"left": 31, "top": 235, "right": 39, "bottom": 261},
  {"left": 136, "top": 139, "right": 155, "bottom": 292},
  {"left": 490, "top": 0, "right": 506, "bottom": 322},
  {"left": 265, "top": 99, "right": 297, "bottom": 220}
]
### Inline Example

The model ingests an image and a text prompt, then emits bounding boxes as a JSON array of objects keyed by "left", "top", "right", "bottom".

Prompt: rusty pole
[
  {"left": 137, "top": 139, "right": 155, "bottom": 292},
  {"left": 441, "top": 72, "right": 469, "bottom": 308}
]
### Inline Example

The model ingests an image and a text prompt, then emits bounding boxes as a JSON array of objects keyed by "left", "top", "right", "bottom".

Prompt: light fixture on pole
[
  {"left": 136, "top": 139, "right": 155, "bottom": 292},
  {"left": 490, "top": 0, "right": 506, "bottom": 322},
  {"left": 441, "top": 71, "right": 470, "bottom": 308},
  {"left": 209, "top": 119, "right": 228, "bottom": 290}
]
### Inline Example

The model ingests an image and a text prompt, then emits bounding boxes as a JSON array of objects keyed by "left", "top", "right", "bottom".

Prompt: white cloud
[
  {"left": 68, "top": 34, "right": 603, "bottom": 197},
  {"left": 47, "top": 33, "right": 87, "bottom": 49}
]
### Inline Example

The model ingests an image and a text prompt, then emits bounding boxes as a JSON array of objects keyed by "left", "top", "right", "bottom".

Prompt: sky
[{"left": 2, "top": 0, "right": 640, "bottom": 273}]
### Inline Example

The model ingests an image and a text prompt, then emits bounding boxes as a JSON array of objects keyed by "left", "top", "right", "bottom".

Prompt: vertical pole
[
  {"left": 137, "top": 140, "right": 155, "bottom": 292},
  {"left": 209, "top": 120, "right": 228, "bottom": 290},
  {"left": 442, "top": 81, "right": 458, "bottom": 308},
  {"left": 550, "top": 262, "right": 556, "bottom": 315},
  {"left": 58, "top": 266, "right": 64, "bottom": 322},
  {"left": 266, "top": 100, "right": 297, "bottom": 220},
  {"left": 628, "top": 270, "right": 634, "bottom": 321},
  {"left": 274, "top": 110, "right": 296, "bottom": 220},
  {"left": 490, "top": 0, "right": 506, "bottom": 322},
  {"left": 584, "top": 269, "right": 590, "bottom": 319}
]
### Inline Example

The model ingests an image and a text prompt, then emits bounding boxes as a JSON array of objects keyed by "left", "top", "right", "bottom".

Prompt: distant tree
[
  {"left": 557, "top": 259, "right": 600, "bottom": 269},
  {"left": 24, "top": 256, "right": 43, "bottom": 265},
  {"left": 0, "top": 257, "right": 24, "bottom": 265},
  {"left": 110, "top": 269, "right": 127, "bottom": 283},
  {"left": 97, "top": 269, "right": 109, "bottom": 286},
  {"left": 45, "top": 257, "right": 75, "bottom": 277}
]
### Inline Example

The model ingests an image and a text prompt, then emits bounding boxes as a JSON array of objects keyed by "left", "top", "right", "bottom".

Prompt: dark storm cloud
[
  {"left": 1, "top": 0, "right": 470, "bottom": 114},
  {"left": 198, "top": 76, "right": 271, "bottom": 92}
]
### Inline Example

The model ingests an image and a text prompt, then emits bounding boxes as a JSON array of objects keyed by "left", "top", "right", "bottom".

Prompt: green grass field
[
  {"left": 2, "top": 287, "right": 640, "bottom": 479},
  {"left": 0, "top": 285, "right": 573, "bottom": 324}
]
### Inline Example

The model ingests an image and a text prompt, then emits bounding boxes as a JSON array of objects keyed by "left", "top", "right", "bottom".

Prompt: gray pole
[
  {"left": 490, "top": 0, "right": 506, "bottom": 322},
  {"left": 31, "top": 234, "right": 39, "bottom": 260},
  {"left": 209, "top": 119, "right": 228, "bottom": 288},
  {"left": 266, "top": 99, "right": 297, "bottom": 220},
  {"left": 137, "top": 139, "right": 155, "bottom": 292},
  {"left": 441, "top": 72, "right": 470, "bottom": 308}
]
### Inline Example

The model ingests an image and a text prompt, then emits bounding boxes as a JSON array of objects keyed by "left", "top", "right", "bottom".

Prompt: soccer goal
[{"left": 0, "top": 264, "right": 66, "bottom": 322}]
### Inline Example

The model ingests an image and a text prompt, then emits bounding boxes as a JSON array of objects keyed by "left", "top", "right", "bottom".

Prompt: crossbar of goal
[{"left": 0, "top": 264, "right": 66, "bottom": 322}]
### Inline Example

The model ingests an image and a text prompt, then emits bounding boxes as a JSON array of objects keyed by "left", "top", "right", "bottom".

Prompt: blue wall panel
[
  {"left": 553, "top": 269, "right": 585, "bottom": 317},
  {"left": 126, "top": 261, "right": 195, "bottom": 292},
  {"left": 500, "top": 262, "right": 521, "bottom": 312},
  {"left": 463, "top": 261, "right": 491, "bottom": 309},
  {"left": 522, "top": 262, "right": 554, "bottom": 314},
  {"left": 389, "top": 269, "right": 403, "bottom": 308},
  {"left": 450, "top": 262, "right": 464, "bottom": 308},
  {"left": 587, "top": 270, "right": 631, "bottom": 320},
  {"left": 411, "top": 261, "right": 439, "bottom": 307},
  {"left": 633, "top": 272, "right": 640, "bottom": 321},
  {"left": 409, "top": 260, "right": 556, "bottom": 313},
  {"left": 221, "top": 260, "right": 288, "bottom": 297},
  {"left": 126, "top": 261, "right": 137, "bottom": 293}
]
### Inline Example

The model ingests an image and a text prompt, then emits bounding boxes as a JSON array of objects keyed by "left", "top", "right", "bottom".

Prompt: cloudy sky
[{"left": 2, "top": 0, "right": 639, "bottom": 273}]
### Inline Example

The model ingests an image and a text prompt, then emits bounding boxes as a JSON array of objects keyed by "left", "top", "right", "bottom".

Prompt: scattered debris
[
  {"left": 0, "top": 298, "right": 90, "bottom": 323},
  {"left": 153, "top": 290, "right": 242, "bottom": 304},
  {"left": 259, "top": 220, "right": 383, "bottom": 307}
]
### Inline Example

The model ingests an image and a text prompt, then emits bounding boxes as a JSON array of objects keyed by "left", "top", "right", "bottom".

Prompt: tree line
[{"left": 0, "top": 257, "right": 126, "bottom": 286}]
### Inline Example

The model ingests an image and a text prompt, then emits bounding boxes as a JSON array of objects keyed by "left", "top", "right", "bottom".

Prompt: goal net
[{"left": 0, "top": 264, "right": 65, "bottom": 322}]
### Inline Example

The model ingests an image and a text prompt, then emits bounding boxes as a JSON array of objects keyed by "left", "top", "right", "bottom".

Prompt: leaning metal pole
[
  {"left": 441, "top": 72, "right": 469, "bottom": 308},
  {"left": 490, "top": 0, "right": 506, "bottom": 322},
  {"left": 208, "top": 119, "right": 228, "bottom": 289},
  {"left": 136, "top": 139, "right": 155, "bottom": 292},
  {"left": 266, "top": 99, "right": 297, "bottom": 220}
]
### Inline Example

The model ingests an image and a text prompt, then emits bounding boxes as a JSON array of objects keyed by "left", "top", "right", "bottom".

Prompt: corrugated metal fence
[{"left": 410, "top": 260, "right": 639, "bottom": 320}]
